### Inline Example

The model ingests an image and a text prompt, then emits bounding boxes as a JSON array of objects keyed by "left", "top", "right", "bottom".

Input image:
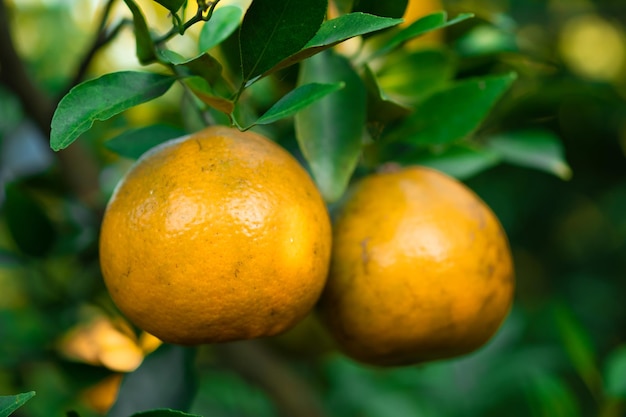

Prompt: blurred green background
[{"left": 1, "top": 0, "right": 626, "bottom": 416}]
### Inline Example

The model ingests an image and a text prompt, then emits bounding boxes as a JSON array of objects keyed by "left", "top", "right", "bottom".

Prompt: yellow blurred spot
[
  {"left": 82, "top": 374, "right": 123, "bottom": 415},
  {"left": 59, "top": 316, "right": 144, "bottom": 372},
  {"left": 559, "top": 14, "right": 626, "bottom": 82},
  {"left": 139, "top": 331, "right": 163, "bottom": 355}
]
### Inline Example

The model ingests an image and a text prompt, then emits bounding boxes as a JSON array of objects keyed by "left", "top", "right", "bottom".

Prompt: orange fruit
[
  {"left": 99, "top": 126, "right": 331, "bottom": 345},
  {"left": 318, "top": 166, "right": 514, "bottom": 366}
]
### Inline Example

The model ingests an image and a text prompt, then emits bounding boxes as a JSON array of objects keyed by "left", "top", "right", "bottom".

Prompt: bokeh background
[{"left": 1, "top": 0, "right": 626, "bottom": 416}]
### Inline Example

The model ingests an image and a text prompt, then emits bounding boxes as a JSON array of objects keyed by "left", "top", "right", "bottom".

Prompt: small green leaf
[
  {"left": 376, "top": 48, "right": 456, "bottom": 106},
  {"left": 262, "top": 13, "right": 401, "bottom": 78},
  {"left": 361, "top": 64, "right": 411, "bottom": 126},
  {"left": 124, "top": 0, "right": 156, "bottom": 64},
  {"left": 152, "top": 0, "right": 185, "bottom": 13},
  {"left": 50, "top": 71, "right": 176, "bottom": 151},
  {"left": 487, "top": 130, "right": 572, "bottom": 180},
  {"left": 386, "top": 72, "right": 517, "bottom": 146},
  {"left": 295, "top": 50, "right": 366, "bottom": 202},
  {"left": 410, "top": 144, "right": 501, "bottom": 180},
  {"left": 605, "top": 346, "right": 626, "bottom": 398},
  {"left": 199, "top": 6, "right": 244, "bottom": 52},
  {"left": 0, "top": 391, "right": 35, "bottom": 417},
  {"left": 157, "top": 50, "right": 223, "bottom": 84},
  {"left": 131, "top": 409, "right": 202, "bottom": 417},
  {"left": 105, "top": 124, "right": 187, "bottom": 159},
  {"left": 4, "top": 183, "right": 56, "bottom": 258},
  {"left": 373, "top": 11, "right": 474, "bottom": 58},
  {"left": 250, "top": 82, "right": 344, "bottom": 127},
  {"left": 109, "top": 345, "right": 197, "bottom": 417},
  {"left": 184, "top": 76, "right": 235, "bottom": 114},
  {"left": 239, "top": 0, "right": 327, "bottom": 85}
]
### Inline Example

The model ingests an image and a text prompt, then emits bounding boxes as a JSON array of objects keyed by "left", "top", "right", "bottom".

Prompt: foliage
[{"left": 1, "top": 0, "right": 626, "bottom": 416}]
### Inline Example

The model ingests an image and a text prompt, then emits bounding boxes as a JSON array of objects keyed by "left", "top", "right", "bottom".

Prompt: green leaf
[
  {"left": 0, "top": 392, "right": 35, "bottom": 417},
  {"left": 361, "top": 65, "right": 411, "bottom": 125},
  {"left": 131, "top": 409, "right": 202, "bottom": 417},
  {"left": 373, "top": 11, "right": 474, "bottom": 58},
  {"left": 386, "top": 72, "right": 517, "bottom": 146},
  {"left": 105, "top": 124, "right": 187, "bottom": 159},
  {"left": 376, "top": 48, "right": 456, "bottom": 106},
  {"left": 157, "top": 50, "right": 223, "bottom": 84},
  {"left": 184, "top": 76, "right": 235, "bottom": 114},
  {"left": 124, "top": 0, "right": 156, "bottom": 64},
  {"left": 152, "top": 0, "right": 185, "bottom": 13},
  {"left": 605, "top": 346, "right": 626, "bottom": 398},
  {"left": 487, "top": 130, "right": 572, "bottom": 180},
  {"left": 295, "top": 50, "right": 366, "bottom": 202},
  {"left": 239, "top": 0, "right": 327, "bottom": 85},
  {"left": 4, "top": 183, "right": 56, "bottom": 258},
  {"left": 352, "top": 0, "right": 408, "bottom": 19},
  {"left": 263, "top": 13, "right": 401, "bottom": 78},
  {"left": 250, "top": 82, "right": 344, "bottom": 127},
  {"left": 409, "top": 144, "right": 501, "bottom": 180},
  {"left": 199, "top": 6, "right": 244, "bottom": 52},
  {"left": 109, "top": 345, "right": 197, "bottom": 417},
  {"left": 553, "top": 303, "right": 601, "bottom": 396},
  {"left": 50, "top": 71, "right": 176, "bottom": 151}
]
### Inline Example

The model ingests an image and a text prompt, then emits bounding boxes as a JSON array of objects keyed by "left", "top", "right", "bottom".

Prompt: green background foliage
[{"left": 1, "top": 0, "right": 626, "bottom": 416}]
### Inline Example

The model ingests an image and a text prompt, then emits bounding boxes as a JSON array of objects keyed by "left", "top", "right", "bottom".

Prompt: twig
[
  {"left": 60, "top": 0, "right": 125, "bottom": 99},
  {"left": 0, "top": 0, "right": 101, "bottom": 206},
  {"left": 213, "top": 340, "right": 329, "bottom": 417}
]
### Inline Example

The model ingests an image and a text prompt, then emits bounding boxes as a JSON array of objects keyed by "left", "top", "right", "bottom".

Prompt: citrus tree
[{"left": 4, "top": 0, "right": 626, "bottom": 416}]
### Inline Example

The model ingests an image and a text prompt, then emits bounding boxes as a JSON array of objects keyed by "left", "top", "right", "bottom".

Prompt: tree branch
[
  {"left": 214, "top": 341, "right": 329, "bottom": 417},
  {"left": 59, "top": 0, "right": 122, "bottom": 100},
  {"left": 0, "top": 0, "right": 101, "bottom": 206}
]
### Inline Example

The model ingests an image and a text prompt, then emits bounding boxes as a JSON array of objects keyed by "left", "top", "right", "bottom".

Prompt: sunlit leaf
[
  {"left": 152, "top": 0, "right": 185, "bottom": 13},
  {"left": 199, "top": 6, "right": 244, "bottom": 52},
  {"left": 4, "top": 183, "right": 56, "bottom": 258},
  {"left": 124, "top": 0, "right": 156, "bottom": 64},
  {"left": 385, "top": 72, "right": 517, "bottom": 146},
  {"left": 250, "top": 82, "right": 344, "bottom": 127},
  {"left": 51, "top": 72, "right": 176, "bottom": 151},
  {"left": 372, "top": 11, "right": 474, "bottom": 58},
  {"left": 456, "top": 24, "right": 519, "bottom": 56},
  {"left": 239, "top": 0, "right": 327, "bottom": 85},
  {"left": 157, "top": 50, "right": 223, "bottom": 84},
  {"left": 109, "top": 345, "right": 197, "bottom": 417},
  {"left": 605, "top": 345, "right": 626, "bottom": 398},
  {"left": 295, "top": 50, "right": 366, "bottom": 202},
  {"left": 0, "top": 392, "right": 35, "bottom": 417},
  {"left": 487, "top": 130, "right": 572, "bottom": 180},
  {"left": 376, "top": 48, "right": 456, "bottom": 105},
  {"left": 105, "top": 125, "right": 187, "bottom": 159},
  {"left": 264, "top": 13, "right": 401, "bottom": 78}
]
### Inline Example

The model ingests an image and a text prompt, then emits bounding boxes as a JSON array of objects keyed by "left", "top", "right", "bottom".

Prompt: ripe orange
[
  {"left": 99, "top": 126, "right": 331, "bottom": 345},
  {"left": 318, "top": 166, "right": 514, "bottom": 366}
]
